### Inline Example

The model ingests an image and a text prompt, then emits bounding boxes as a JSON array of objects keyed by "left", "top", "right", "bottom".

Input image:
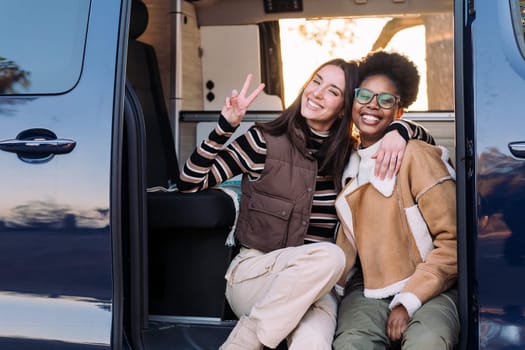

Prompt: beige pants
[{"left": 224, "top": 242, "right": 345, "bottom": 349}]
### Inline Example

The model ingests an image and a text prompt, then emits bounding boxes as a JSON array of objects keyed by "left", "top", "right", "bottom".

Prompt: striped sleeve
[
  {"left": 386, "top": 119, "right": 436, "bottom": 145},
  {"left": 177, "top": 115, "right": 267, "bottom": 192}
]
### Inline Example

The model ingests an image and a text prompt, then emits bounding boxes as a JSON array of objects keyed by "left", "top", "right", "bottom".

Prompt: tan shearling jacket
[{"left": 335, "top": 140, "right": 457, "bottom": 316}]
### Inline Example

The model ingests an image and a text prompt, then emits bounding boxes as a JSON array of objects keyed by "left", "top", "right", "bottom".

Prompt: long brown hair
[{"left": 256, "top": 58, "right": 358, "bottom": 190}]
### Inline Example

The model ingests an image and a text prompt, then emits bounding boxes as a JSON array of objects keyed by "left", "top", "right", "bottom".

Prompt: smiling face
[
  {"left": 300, "top": 64, "right": 346, "bottom": 132},
  {"left": 352, "top": 74, "right": 404, "bottom": 147}
]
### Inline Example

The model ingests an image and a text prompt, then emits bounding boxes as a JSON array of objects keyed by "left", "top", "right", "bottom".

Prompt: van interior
[{"left": 122, "top": 0, "right": 456, "bottom": 348}]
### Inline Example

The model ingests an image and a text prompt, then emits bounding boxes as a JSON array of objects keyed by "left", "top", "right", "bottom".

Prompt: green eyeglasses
[{"left": 354, "top": 88, "right": 400, "bottom": 109}]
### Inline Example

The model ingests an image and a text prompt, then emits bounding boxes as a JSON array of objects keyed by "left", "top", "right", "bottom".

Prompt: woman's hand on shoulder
[
  {"left": 372, "top": 129, "right": 407, "bottom": 179},
  {"left": 221, "top": 74, "right": 265, "bottom": 127}
]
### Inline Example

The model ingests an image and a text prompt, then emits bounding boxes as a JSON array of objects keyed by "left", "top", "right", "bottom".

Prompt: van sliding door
[{"left": 457, "top": 0, "right": 525, "bottom": 349}]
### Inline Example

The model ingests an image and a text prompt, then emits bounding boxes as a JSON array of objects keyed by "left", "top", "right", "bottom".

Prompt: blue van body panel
[
  {"left": 469, "top": 0, "right": 525, "bottom": 348},
  {"left": 0, "top": 0, "right": 126, "bottom": 348}
]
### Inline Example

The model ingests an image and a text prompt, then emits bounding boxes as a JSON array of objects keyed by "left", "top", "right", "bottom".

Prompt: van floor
[
  {"left": 143, "top": 320, "right": 288, "bottom": 349},
  {"left": 143, "top": 320, "right": 233, "bottom": 349}
]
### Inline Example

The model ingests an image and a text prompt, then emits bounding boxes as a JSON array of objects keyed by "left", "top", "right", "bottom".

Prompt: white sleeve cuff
[
  {"left": 334, "top": 284, "right": 345, "bottom": 297},
  {"left": 389, "top": 292, "right": 422, "bottom": 317}
]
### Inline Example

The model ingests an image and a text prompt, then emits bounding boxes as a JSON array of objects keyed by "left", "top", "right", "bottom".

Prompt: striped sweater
[{"left": 177, "top": 115, "right": 434, "bottom": 244}]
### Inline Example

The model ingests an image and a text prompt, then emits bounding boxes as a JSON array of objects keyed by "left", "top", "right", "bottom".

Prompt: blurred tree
[
  {"left": 284, "top": 14, "right": 453, "bottom": 110},
  {"left": 297, "top": 19, "right": 357, "bottom": 56},
  {"left": 372, "top": 14, "right": 454, "bottom": 111},
  {"left": 0, "top": 56, "right": 30, "bottom": 94}
]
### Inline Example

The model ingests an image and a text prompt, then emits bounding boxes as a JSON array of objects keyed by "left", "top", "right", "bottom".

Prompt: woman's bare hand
[
  {"left": 221, "top": 74, "right": 265, "bottom": 127},
  {"left": 372, "top": 129, "right": 407, "bottom": 179},
  {"left": 387, "top": 305, "right": 409, "bottom": 342}
]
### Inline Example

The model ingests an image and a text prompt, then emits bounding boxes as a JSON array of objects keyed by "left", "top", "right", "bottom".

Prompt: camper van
[{"left": 1, "top": 0, "right": 524, "bottom": 349}]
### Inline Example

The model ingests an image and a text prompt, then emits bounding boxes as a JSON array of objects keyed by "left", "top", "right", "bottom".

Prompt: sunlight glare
[{"left": 280, "top": 18, "right": 427, "bottom": 110}]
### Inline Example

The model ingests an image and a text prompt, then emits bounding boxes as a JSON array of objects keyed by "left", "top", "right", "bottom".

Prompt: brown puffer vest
[{"left": 235, "top": 131, "right": 318, "bottom": 252}]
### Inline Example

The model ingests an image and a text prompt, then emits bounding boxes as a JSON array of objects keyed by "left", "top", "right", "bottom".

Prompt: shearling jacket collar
[{"left": 341, "top": 141, "right": 397, "bottom": 197}]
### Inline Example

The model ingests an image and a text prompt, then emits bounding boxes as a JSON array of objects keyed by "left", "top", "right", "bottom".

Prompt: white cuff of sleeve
[
  {"left": 334, "top": 284, "right": 345, "bottom": 297},
  {"left": 389, "top": 292, "right": 422, "bottom": 317}
]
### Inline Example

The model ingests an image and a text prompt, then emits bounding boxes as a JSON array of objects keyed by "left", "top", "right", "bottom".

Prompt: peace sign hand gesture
[{"left": 221, "top": 74, "right": 265, "bottom": 127}]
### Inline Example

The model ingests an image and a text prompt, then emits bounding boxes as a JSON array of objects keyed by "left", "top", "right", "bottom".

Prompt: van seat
[
  {"left": 126, "top": 0, "right": 235, "bottom": 228},
  {"left": 125, "top": 0, "right": 236, "bottom": 319}
]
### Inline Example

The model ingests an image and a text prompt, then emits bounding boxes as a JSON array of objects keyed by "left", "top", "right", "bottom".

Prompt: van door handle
[
  {"left": 0, "top": 138, "right": 76, "bottom": 154},
  {"left": 508, "top": 142, "right": 525, "bottom": 158},
  {"left": 0, "top": 128, "right": 76, "bottom": 163}
]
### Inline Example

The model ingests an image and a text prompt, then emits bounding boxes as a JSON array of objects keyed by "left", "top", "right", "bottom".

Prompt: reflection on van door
[
  {"left": 461, "top": 0, "right": 525, "bottom": 348},
  {"left": 0, "top": 1, "right": 127, "bottom": 348}
]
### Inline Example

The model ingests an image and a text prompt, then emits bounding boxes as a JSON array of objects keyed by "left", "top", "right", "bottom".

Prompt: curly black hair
[{"left": 357, "top": 51, "right": 420, "bottom": 109}]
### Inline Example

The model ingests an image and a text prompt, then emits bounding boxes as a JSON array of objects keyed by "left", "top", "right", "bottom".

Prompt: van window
[
  {"left": 0, "top": 0, "right": 90, "bottom": 95},
  {"left": 279, "top": 13, "right": 454, "bottom": 112}
]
